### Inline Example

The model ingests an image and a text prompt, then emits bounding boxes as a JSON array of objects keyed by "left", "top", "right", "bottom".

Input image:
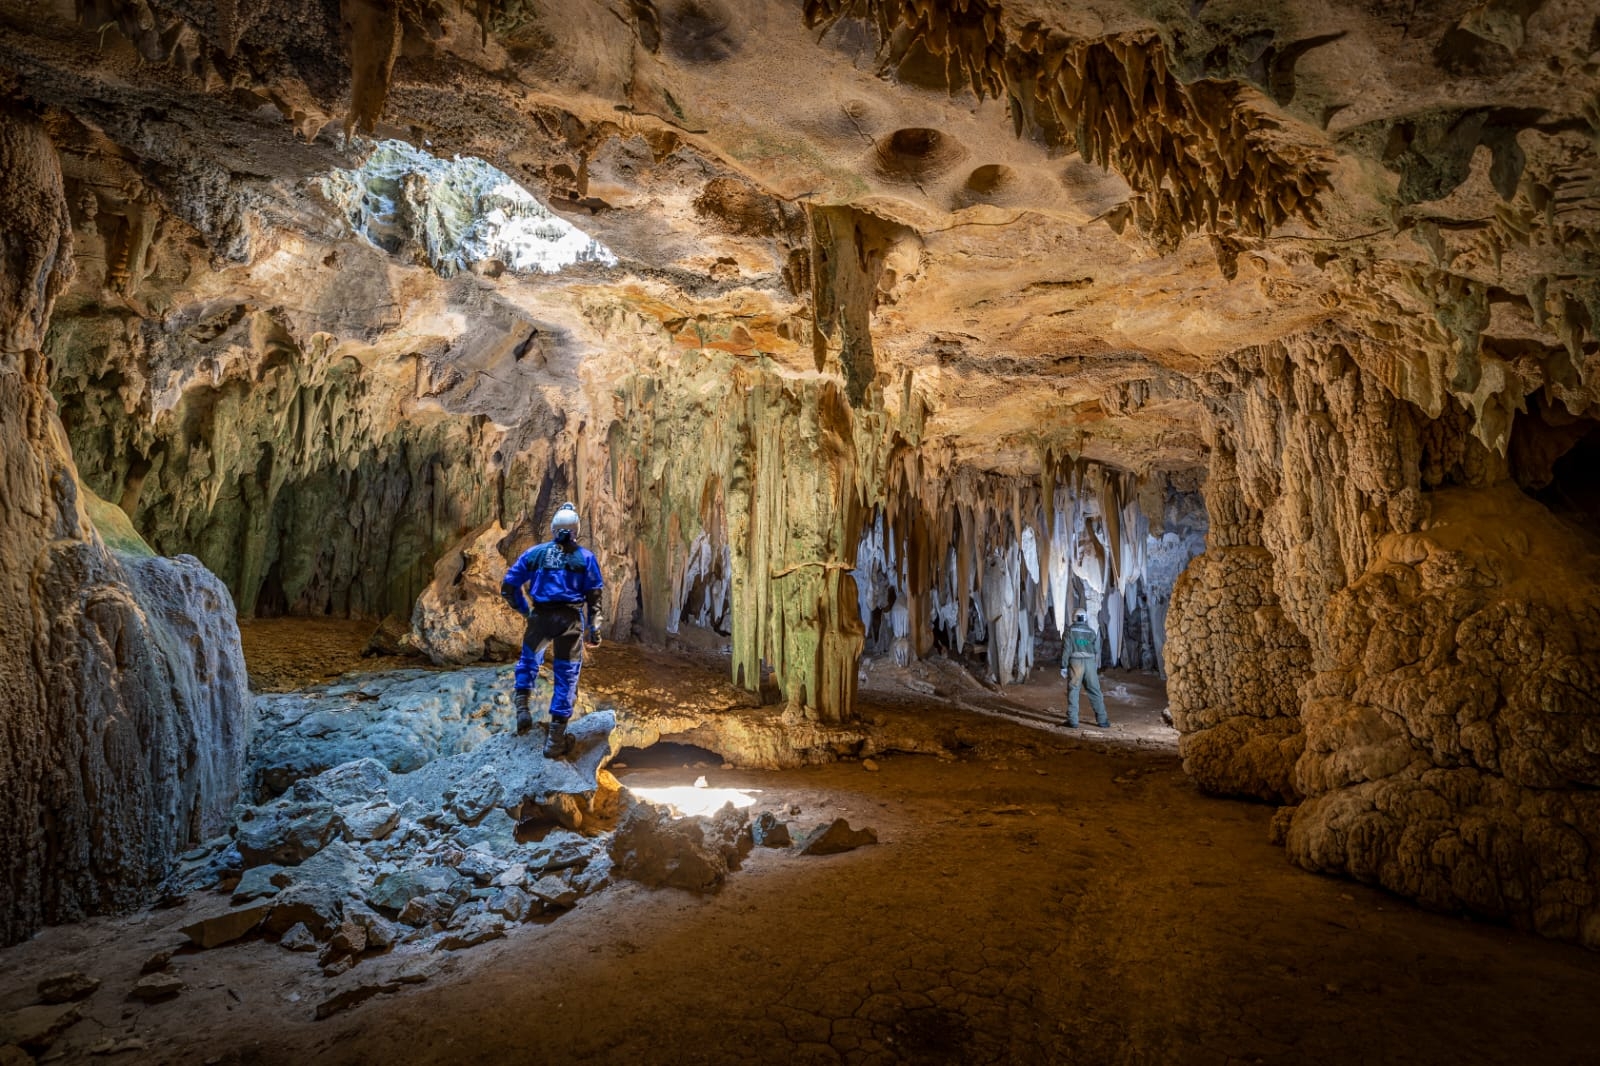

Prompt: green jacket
[{"left": 1063, "top": 622, "right": 1098, "bottom": 664}]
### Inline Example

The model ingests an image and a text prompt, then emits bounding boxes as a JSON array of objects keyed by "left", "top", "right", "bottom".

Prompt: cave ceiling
[{"left": 3, "top": 0, "right": 1599, "bottom": 478}]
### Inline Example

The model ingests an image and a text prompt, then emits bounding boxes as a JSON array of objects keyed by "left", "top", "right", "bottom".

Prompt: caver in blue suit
[{"left": 500, "top": 502, "right": 604, "bottom": 757}]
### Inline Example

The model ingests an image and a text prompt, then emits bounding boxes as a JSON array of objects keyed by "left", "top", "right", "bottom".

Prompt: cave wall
[
  {"left": 0, "top": 106, "right": 251, "bottom": 946},
  {"left": 1167, "top": 331, "right": 1600, "bottom": 944}
]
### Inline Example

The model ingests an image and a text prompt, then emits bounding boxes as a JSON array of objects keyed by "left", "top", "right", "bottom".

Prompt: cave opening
[
  {"left": 1512, "top": 399, "right": 1600, "bottom": 529},
  {"left": 613, "top": 742, "right": 727, "bottom": 772}
]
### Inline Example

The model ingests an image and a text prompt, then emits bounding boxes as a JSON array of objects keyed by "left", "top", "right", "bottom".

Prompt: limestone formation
[{"left": 0, "top": 105, "right": 252, "bottom": 947}]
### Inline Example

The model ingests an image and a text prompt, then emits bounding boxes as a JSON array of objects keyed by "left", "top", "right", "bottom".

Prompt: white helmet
[
  {"left": 1074, "top": 611, "right": 1087, "bottom": 624},
  {"left": 551, "top": 502, "right": 580, "bottom": 540}
]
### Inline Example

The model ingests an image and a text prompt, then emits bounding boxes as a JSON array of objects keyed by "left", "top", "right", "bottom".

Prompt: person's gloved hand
[
  {"left": 584, "top": 626, "right": 602, "bottom": 648},
  {"left": 1060, "top": 667, "right": 1069, "bottom": 678}
]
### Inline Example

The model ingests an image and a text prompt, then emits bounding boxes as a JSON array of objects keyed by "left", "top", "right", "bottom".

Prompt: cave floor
[{"left": 6, "top": 688, "right": 1600, "bottom": 1064}]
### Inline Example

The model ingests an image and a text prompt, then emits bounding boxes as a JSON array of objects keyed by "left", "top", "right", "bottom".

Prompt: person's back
[
  {"left": 1060, "top": 611, "right": 1109, "bottom": 729},
  {"left": 500, "top": 503, "right": 605, "bottom": 757}
]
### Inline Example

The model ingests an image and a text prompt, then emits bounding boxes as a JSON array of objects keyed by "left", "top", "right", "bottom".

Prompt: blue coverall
[{"left": 500, "top": 540, "right": 605, "bottom": 721}]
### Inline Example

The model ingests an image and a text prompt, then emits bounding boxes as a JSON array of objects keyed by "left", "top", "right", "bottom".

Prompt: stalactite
[{"left": 803, "top": 1, "right": 1333, "bottom": 245}]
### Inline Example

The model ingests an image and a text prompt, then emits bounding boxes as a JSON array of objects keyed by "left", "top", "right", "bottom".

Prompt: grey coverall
[{"left": 1062, "top": 621, "right": 1109, "bottom": 728}]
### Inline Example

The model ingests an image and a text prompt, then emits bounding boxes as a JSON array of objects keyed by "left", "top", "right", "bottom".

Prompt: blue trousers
[
  {"left": 1067, "top": 658, "right": 1108, "bottom": 727},
  {"left": 514, "top": 604, "right": 584, "bottom": 721}
]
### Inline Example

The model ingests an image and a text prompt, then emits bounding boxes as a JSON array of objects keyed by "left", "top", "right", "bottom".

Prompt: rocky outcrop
[
  {"left": 1285, "top": 485, "right": 1600, "bottom": 946},
  {"left": 405, "top": 521, "right": 529, "bottom": 666},
  {"left": 0, "top": 107, "right": 252, "bottom": 946},
  {"left": 1169, "top": 333, "right": 1600, "bottom": 942}
]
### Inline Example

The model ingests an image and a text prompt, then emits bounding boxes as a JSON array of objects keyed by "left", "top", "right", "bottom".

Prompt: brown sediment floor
[
  {"left": 5, "top": 643, "right": 1598, "bottom": 1065},
  {"left": 239, "top": 618, "right": 403, "bottom": 691}
]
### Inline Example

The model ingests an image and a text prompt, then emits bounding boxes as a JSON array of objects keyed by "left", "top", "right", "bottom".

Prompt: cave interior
[{"left": 3, "top": 0, "right": 1600, "bottom": 1062}]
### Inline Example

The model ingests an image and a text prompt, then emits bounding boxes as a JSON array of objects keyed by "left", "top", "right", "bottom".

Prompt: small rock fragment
[
  {"left": 329, "top": 919, "right": 368, "bottom": 956},
  {"left": 391, "top": 956, "right": 438, "bottom": 984},
  {"left": 37, "top": 972, "right": 99, "bottom": 1004},
  {"left": 862, "top": 759, "right": 880, "bottom": 772},
  {"left": 799, "top": 819, "right": 878, "bottom": 856},
  {"left": 314, "top": 981, "right": 396, "bottom": 1021},
  {"left": 751, "top": 812, "right": 792, "bottom": 848},
  {"left": 279, "top": 923, "right": 319, "bottom": 952},
  {"left": 491, "top": 862, "right": 528, "bottom": 889},
  {"left": 321, "top": 956, "right": 356, "bottom": 978},
  {"left": 344, "top": 900, "right": 399, "bottom": 951},
  {"left": 86, "top": 1036, "right": 148, "bottom": 1055},
  {"left": 487, "top": 886, "right": 533, "bottom": 923},
  {"left": 129, "top": 973, "right": 185, "bottom": 1002},
  {"left": 140, "top": 950, "right": 175, "bottom": 975}
]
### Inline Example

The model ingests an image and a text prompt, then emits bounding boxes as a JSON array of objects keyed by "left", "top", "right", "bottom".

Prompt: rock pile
[
  {"left": 169, "top": 710, "right": 626, "bottom": 975},
  {"left": 161, "top": 688, "right": 885, "bottom": 997}
]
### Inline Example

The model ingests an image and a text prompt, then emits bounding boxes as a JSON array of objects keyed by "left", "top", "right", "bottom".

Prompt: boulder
[
  {"left": 396, "top": 893, "right": 460, "bottom": 928},
  {"left": 231, "top": 864, "right": 284, "bottom": 903},
  {"left": 368, "top": 867, "right": 470, "bottom": 914},
  {"left": 751, "top": 812, "right": 792, "bottom": 848},
  {"left": 340, "top": 801, "right": 401, "bottom": 843},
  {"left": 451, "top": 848, "right": 506, "bottom": 886},
  {"left": 36, "top": 972, "right": 99, "bottom": 1004},
  {"left": 273, "top": 840, "right": 366, "bottom": 897},
  {"left": 250, "top": 668, "right": 518, "bottom": 796},
  {"left": 445, "top": 766, "right": 504, "bottom": 825},
  {"left": 487, "top": 886, "right": 533, "bottom": 922},
  {"left": 386, "top": 712, "right": 620, "bottom": 831},
  {"left": 234, "top": 800, "right": 341, "bottom": 867},
  {"left": 180, "top": 902, "right": 272, "bottom": 949},
  {"left": 279, "top": 923, "right": 319, "bottom": 952},
  {"left": 527, "top": 873, "right": 582, "bottom": 910},
  {"left": 438, "top": 913, "right": 507, "bottom": 951},
  {"left": 0, "top": 1003, "right": 82, "bottom": 1052},
  {"left": 297, "top": 758, "right": 392, "bottom": 807},
  {"left": 264, "top": 883, "right": 346, "bottom": 939},
  {"left": 129, "top": 973, "right": 185, "bottom": 1001},
  {"left": 608, "top": 799, "right": 750, "bottom": 893},
  {"left": 799, "top": 819, "right": 878, "bottom": 856}
]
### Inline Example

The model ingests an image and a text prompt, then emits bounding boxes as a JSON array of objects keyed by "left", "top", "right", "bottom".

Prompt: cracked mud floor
[{"left": 8, "top": 731, "right": 1600, "bottom": 1064}]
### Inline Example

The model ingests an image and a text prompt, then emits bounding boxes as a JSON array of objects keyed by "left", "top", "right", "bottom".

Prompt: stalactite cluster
[{"left": 803, "top": 0, "right": 1332, "bottom": 246}]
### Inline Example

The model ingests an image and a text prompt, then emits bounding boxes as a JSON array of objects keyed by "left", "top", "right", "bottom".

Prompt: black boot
[
  {"left": 543, "top": 716, "right": 574, "bottom": 759},
  {"left": 513, "top": 689, "right": 533, "bottom": 734}
]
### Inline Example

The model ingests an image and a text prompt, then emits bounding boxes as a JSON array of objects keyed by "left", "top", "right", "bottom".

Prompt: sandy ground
[
  {"left": 6, "top": 632, "right": 1600, "bottom": 1065},
  {"left": 238, "top": 618, "right": 407, "bottom": 691}
]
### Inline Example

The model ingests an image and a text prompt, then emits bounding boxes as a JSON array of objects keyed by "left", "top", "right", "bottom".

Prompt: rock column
[{"left": 0, "top": 106, "right": 251, "bottom": 945}]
